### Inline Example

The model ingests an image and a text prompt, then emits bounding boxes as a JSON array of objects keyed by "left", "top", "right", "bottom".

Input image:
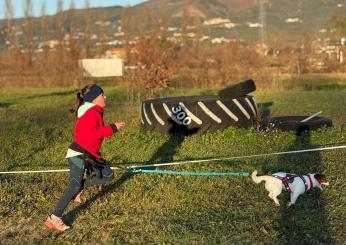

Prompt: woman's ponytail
[{"left": 69, "top": 84, "right": 94, "bottom": 117}]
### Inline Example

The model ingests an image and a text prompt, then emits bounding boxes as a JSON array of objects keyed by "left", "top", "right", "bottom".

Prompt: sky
[{"left": 1, "top": 0, "right": 147, "bottom": 18}]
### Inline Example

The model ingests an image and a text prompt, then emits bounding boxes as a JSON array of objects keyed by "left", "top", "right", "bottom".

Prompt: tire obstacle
[{"left": 140, "top": 79, "right": 333, "bottom": 135}]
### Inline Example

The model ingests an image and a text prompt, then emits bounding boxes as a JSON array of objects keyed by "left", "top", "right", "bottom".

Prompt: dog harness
[{"left": 272, "top": 174, "right": 313, "bottom": 192}]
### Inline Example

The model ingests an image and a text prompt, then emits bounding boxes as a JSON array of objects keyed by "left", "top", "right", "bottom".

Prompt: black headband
[{"left": 83, "top": 85, "right": 103, "bottom": 102}]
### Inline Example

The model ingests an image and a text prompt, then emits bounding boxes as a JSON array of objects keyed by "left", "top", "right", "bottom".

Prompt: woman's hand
[{"left": 115, "top": 121, "right": 125, "bottom": 130}]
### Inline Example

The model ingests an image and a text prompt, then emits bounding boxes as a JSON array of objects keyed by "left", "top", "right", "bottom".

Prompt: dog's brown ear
[{"left": 315, "top": 174, "right": 327, "bottom": 183}]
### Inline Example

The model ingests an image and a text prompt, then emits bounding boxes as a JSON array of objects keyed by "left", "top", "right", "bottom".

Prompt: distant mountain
[
  {"left": 0, "top": 0, "right": 344, "bottom": 48},
  {"left": 130, "top": 0, "right": 344, "bottom": 42},
  {"left": 135, "top": 0, "right": 259, "bottom": 19}
]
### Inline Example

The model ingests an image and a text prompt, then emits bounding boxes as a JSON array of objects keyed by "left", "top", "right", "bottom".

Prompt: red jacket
[{"left": 74, "top": 103, "right": 117, "bottom": 159}]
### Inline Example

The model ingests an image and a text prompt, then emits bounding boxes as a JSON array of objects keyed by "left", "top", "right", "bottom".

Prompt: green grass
[
  {"left": 280, "top": 74, "right": 346, "bottom": 91},
  {"left": 0, "top": 82, "right": 345, "bottom": 244}
]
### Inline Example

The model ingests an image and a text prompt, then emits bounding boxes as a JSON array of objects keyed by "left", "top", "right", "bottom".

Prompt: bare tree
[
  {"left": 122, "top": 4, "right": 178, "bottom": 97},
  {"left": 97, "top": 7, "right": 107, "bottom": 57},
  {"left": 40, "top": 0, "right": 49, "bottom": 60},
  {"left": 4, "top": 0, "right": 21, "bottom": 64},
  {"left": 331, "top": 9, "right": 346, "bottom": 40},
  {"left": 135, "top": 7, "right": 147, "bottom": 38},
  {"left": 129, "top": 5, "right": 175, "bottom": 97},
  {"left": 158, "top": 4, "right": 169, "bottom": 41},
  {"left": 24, "top": 0, "right": 34, "bottom": 67},
  {"left": 55, "top": 0, "right": 65, "bottom": 68},
  {"left": 83, "top": 0, "right": 92, "bottom": 58},
  {"left": 121, "top": 6, "right": 131, "bottom": 62},
  {"left": 68, "top": 0, "right": 81, "bottom": 64},
  {"left": 194, "top": 16, "right": 202, "bottom": 52},
  {"left": 130, "top": 36, "right": 176, "bottom": 97},
  {"left": 180, "top": 7, "right": 190, "bottom": 47}
]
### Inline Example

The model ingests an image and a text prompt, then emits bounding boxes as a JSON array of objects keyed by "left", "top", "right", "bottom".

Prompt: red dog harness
[{"left": 272, "top": 174, "right": 313, "bottom": 192}]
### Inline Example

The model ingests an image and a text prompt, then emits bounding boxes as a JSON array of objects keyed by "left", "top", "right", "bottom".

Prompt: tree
[
  {"left": 55, "top": 0, "right": 65, "bottom": 68},
  {"left": 158, "top": 4, "right": 169, "bottom": 41},
  {"left": 4, "top": 0, "right": 21, "bottom": 64},
  {"left": 24, "top": 0, "right": 34, "bottom": 67},
  {"left": 331, "top": 9, "right": 346, "bottom": 40},
  {"left": 68, "top": 0, "right": 81, "bottom": 64},
  {"left": 83, "top": 0, "right": 92, "bottom": 58},
  {"left": 135, "top": 6, "right": 147, "bottom": 38},
  {"left": 132, "top": 37, "right": 176, "bottom": 97},
  {"left": 128, "top": 5, "right": 176, "bottom": 98},
  {"left": 40, "top": 0, "right": 50, "bottom": 60},
  {"left": 180, "top": 7, "right": 190, "bottom": 47},
  {"left": 121, "top": 6, "right": 132, "bottom": 62},
  {"left": 97, "top": 7, "right": 107, "bottom": 57}
]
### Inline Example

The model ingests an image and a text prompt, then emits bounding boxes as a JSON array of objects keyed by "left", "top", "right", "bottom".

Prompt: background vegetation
[{"left": 1, "top": 0, "right": 346, "bottom": 98}]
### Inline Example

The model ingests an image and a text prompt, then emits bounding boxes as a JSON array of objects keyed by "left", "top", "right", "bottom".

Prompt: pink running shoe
[{"left": 45, "top": 215, "right": 70, "bottom": 232}]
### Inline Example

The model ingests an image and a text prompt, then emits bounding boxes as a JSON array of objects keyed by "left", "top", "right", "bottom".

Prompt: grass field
[{"left": 0, "top": 80, "right": 345, "bottom": 244}]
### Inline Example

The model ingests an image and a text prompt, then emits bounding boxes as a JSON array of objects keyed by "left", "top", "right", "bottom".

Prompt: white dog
[{"left": 251, "top": 170, "right": 329, "bottom": 207}]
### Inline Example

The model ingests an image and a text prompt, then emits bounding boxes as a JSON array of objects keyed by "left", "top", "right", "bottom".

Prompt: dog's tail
[{"left": 251, "top": 170, "right": 272, "bottom": 184}]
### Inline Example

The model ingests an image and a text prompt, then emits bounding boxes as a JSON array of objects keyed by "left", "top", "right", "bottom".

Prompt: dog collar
[{"left": 300, "top": 175, "right": 314, "bottom": 192}]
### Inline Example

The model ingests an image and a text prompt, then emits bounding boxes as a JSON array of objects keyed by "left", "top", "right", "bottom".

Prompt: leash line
[
  {"left": 0, "top": 169, "right": 70, "bottom": 174},
  {"left": 131, "top": 169, "right": 250, "bottom": 176},
  {"left": 1, "top": 145, "right": 345, "bottom": 175}
]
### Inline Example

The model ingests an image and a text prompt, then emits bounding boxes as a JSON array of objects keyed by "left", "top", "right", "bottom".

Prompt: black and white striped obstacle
[
  {"left": 140, "top": 79, "right": 333, "bottom": 135},
  {"left": 140, "top": 95, "right": 258, "bottom": 135},
  {"left": 140, "top": 79, "right": 258, "bottom": 135}
]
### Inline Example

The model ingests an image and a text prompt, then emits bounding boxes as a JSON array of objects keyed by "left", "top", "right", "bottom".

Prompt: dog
[{"left": 251, "top": 170, "right": 329, "bottom": 207}]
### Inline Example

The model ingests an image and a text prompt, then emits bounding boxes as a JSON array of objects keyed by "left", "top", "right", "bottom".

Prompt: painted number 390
[{"left": 172, "top": 105, "right": 192, "bottom": 125}]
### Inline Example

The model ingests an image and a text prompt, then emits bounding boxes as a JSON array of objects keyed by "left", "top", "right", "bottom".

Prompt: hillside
[{"left": 0, "top": 0, "right": 344, "bottom": 48}]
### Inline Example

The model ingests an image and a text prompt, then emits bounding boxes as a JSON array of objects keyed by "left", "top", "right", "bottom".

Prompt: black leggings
[{"left": 53, "top": 156, "right": 114, "bottom": 217}]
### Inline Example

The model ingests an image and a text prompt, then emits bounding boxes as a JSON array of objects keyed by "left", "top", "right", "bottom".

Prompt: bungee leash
[{"left": 130, "top": 169, "right": 250, "bottom": 177}]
